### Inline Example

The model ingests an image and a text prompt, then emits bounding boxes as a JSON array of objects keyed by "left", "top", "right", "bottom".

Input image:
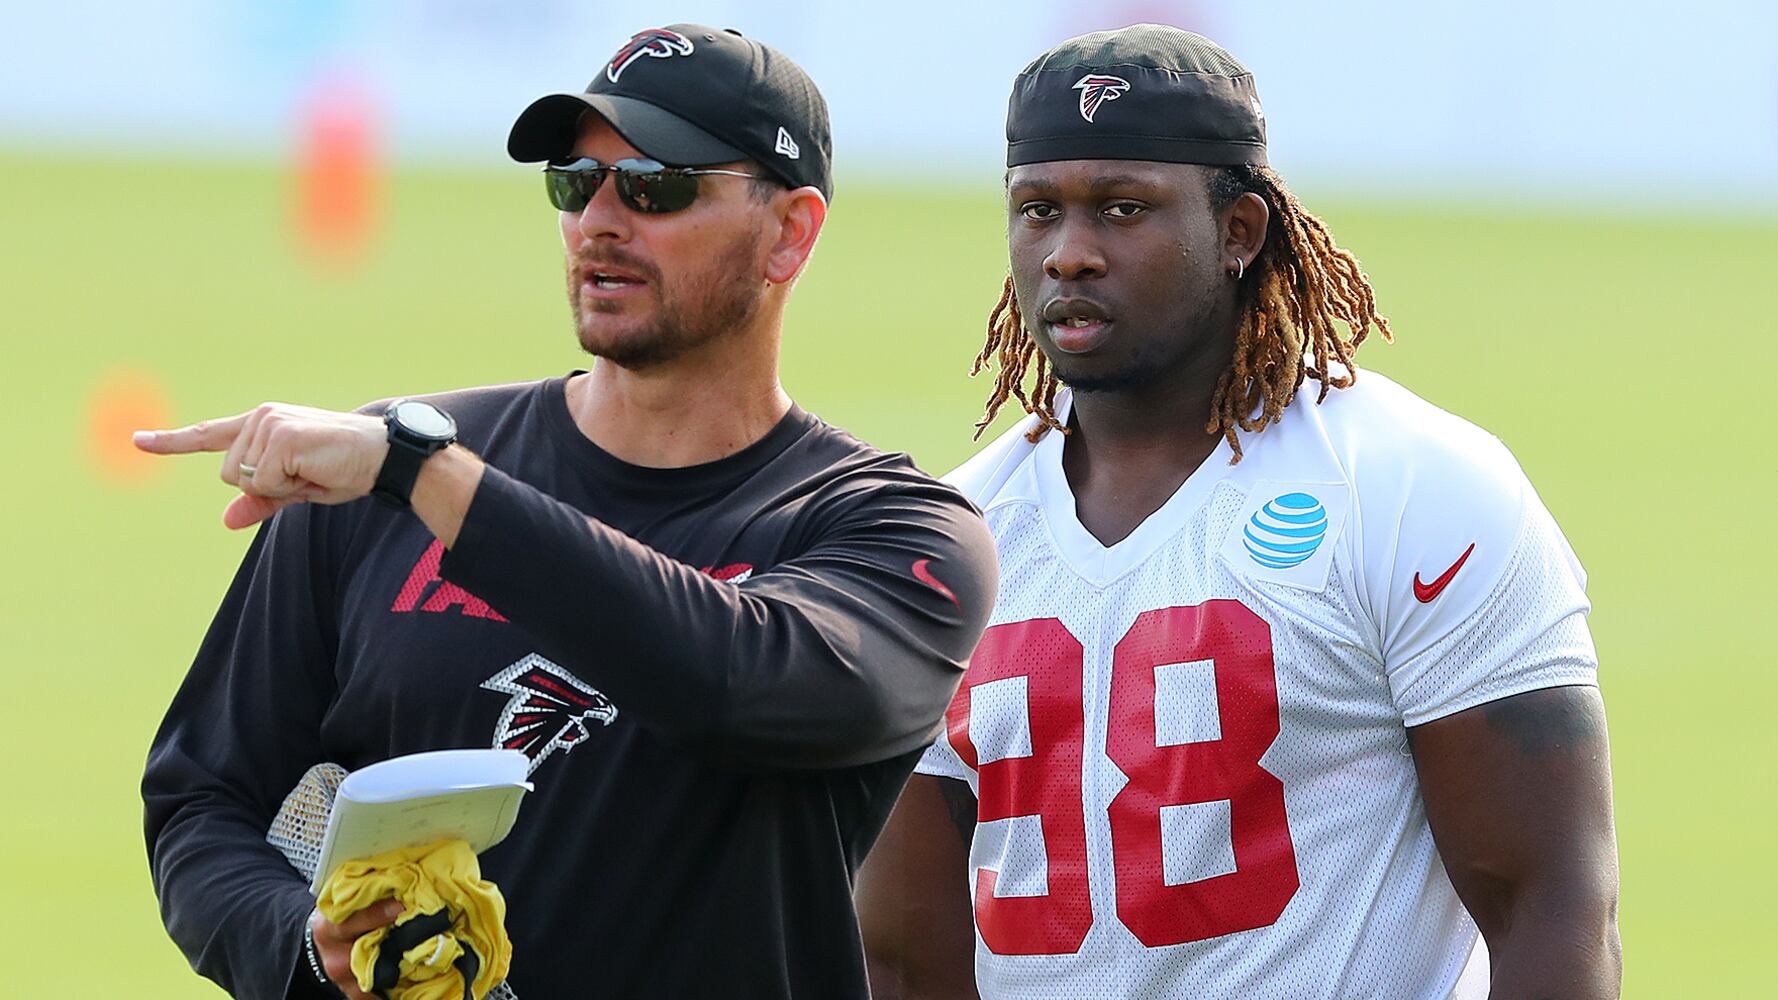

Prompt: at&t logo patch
[
  {"left": 1244, "top": 492, "right": 1328, "bottom": 568},
  {"left": 1220, "top": 482, "right": 1350, "bottom": 590}
]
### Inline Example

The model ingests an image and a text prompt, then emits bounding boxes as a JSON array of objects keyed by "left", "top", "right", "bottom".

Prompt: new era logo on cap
[
  {"left": 606, "top": 28, "right": 695, "bottom": 83},
  {"left": 774, "top": 126, "right": 800, "bottom": 160},
  {"left": 1073, "top": 74, "right": 1130, "bottom": 122}
]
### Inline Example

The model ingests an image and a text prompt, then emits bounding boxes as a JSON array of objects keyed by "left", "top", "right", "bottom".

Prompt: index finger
[{"left": 132, "top": 413, "right": 250, "bottom": 455}]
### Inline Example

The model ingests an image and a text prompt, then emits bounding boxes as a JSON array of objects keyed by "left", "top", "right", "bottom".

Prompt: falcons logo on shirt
[
  {"left": 1073, "top": 73, "right": 1131, "bottom": 122},
  {"left": 606, "top": 28, "right": 695, "bottom": 82},
  {"left": 483, "top": 654, "right": 618, "bottom": 774}
]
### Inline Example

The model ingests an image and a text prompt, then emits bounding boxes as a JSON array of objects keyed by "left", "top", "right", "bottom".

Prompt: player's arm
[
  {"left": 857, "top": 773, "right": 980, "bottom": 1000},
  {"left": 1360, "top": 424, "right": 1620, "bottom": 998},
  {"left": 1409, "top": 686, "right": 1621, "bottom": 999}
]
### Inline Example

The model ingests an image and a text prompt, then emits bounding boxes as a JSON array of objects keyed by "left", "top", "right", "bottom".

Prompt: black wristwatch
[{"left": 372, "top": 399, "right": 458, "bottom": 510}]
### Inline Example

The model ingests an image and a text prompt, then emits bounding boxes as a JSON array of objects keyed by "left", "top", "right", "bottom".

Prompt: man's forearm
[
  {"left": 1484, "top": 881, "right": 1621, "bottom": 999},
  {"left": 411, "top": 444, "right": 485, "bottom": 549}
]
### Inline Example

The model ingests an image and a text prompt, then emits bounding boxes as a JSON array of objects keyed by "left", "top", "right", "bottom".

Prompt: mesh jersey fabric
[
  {"left": 316, "top": 839, "right": 511, "bottom": 1000},
  {"left": 917, "top": 371, "right": 1597, "bottom": 999},
  {"left": 266, "top": 762, "right": 347, "bottom": 883}
]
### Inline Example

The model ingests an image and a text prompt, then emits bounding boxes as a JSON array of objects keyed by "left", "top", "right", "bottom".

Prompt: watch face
[{"left": 393, "top": 400, "right": 455, "bottom": 440}]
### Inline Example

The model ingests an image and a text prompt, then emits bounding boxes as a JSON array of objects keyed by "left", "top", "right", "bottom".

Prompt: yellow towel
[{"left": 316, "top": 838, "right": 511, "bottom": 1000}]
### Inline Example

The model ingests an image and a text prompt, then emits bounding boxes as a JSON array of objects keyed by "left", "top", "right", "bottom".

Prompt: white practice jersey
[{"left": 917, "top": 372, "right": 1596, "bottom": 1000}]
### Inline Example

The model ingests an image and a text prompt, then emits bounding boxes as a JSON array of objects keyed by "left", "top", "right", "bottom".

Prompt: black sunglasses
[{"left": 543, "top": 157, "right": 765, "bottom": 214}]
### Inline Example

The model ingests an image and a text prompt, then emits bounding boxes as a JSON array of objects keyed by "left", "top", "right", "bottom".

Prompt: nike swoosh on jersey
[
  {"left": 912, "top": 559, "right": 959, "bottom": 608},
  {"left": 1413, "top": 543, "right": 1476, "bottom": 603}
]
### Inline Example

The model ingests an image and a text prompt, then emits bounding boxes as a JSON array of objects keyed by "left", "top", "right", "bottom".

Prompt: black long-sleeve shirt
[{"left": 142, "top": 375, "right": 997, "bottom": 999}]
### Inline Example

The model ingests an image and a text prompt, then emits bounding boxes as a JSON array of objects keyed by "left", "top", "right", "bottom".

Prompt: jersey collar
[{"left": 1030, "top": 392, "right": 1238, "bottom": 588}]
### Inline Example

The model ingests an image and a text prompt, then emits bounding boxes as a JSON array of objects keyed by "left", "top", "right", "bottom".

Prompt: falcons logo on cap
[
  {"left": 606, "top": 28, "right": 695, "bottom": 83},
  {"left": 483, "top": 654, "right": 618, "bottom": 774},
  {"left": 1073, "top": 74, "right": 1131, "bottom": 123}
]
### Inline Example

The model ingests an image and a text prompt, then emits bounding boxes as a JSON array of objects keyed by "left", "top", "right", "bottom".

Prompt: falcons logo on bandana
[
  {"left": 606, "top": 28, "right": 695, "bottom": 83},
  {"left": 483, "top": 654, "right": 618, "bottom": 774},
  {"left": 1073, "top": 74, "right": 1131, "bottom": 123}
]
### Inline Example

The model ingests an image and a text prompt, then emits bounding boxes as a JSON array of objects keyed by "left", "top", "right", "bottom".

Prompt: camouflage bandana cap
[{"left": 1006, "top": 23, "right": 1267, "bottom": 168}]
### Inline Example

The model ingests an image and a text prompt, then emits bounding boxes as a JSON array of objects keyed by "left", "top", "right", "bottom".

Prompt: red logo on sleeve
[
  {"left": 392, "top": 539, "right": 508, "bottom": 621},
  {"left": 701, "top": 563, "right": 754, "bottom": 584},
  {"left": 913, "top": 558, "right": 960, "bottom": 608},
  {"left": 1412, "top": 543, "right": 1476, "bottom": 603}
]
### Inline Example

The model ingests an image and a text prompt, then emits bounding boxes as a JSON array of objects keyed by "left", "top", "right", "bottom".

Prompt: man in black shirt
[{"left": 137, "top": 24, "right": 996, "bottom": 1000}]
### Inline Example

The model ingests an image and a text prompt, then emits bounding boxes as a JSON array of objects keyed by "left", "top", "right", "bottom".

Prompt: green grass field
[{"left": 1, "top": 151, "right": 1772, "bottom": 994}]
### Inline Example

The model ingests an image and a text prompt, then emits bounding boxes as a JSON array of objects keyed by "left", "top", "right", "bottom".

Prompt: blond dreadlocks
[{"left": 971, "top": 165, "right": 1391, "bottom": 461}]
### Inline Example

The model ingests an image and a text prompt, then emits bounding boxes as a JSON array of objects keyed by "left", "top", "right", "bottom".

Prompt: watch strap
[
  {"left": 372, "top": 438, "right": 434, "bottom": 510},
  {"left": 372, "top": 401, "right": 456, "bottom": 510}
]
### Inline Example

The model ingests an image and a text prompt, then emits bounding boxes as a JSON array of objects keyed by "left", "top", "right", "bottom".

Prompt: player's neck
[
  {"left": 567, "top": 321, "right": 793, "bottom": 469},
  {"left": 1066, "top": 371, "right": 1223, "bottom": 459},
  {"left": 1061, "top": 378, "right": 1225, "bottom": 547}
]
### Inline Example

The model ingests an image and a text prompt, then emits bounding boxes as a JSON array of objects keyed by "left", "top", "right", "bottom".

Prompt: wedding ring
[{"left": 238, "top": 462, "right": 258, "bottom": 478}]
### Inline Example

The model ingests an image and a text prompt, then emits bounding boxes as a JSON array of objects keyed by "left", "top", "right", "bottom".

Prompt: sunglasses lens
[
  {"left": 617, "top": 172, "right": 698, "bottom": 214},
  {"left": 543, "top": 159, "right": 709, "bottom": 215},
  {"left": 544, "top": 172, "right": 587, "bottom": 211},
  {"left": 544, "top": 159, "right": 604, "bottom": 212}
]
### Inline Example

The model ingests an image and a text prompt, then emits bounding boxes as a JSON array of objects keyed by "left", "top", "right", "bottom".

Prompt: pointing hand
[{"left": 133, "top": 403, "right": 388, "bottom": 529}]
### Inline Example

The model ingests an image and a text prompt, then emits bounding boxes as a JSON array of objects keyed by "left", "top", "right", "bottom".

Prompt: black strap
[
  {"left": 454, "top": 945, "right": 483, "bottom": 999},
  {"left": 371, "top": 909, "right": 483, "bottom": 998}
]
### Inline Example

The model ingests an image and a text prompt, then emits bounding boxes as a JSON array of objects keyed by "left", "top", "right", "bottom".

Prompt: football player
[{"left": 858, "top": 24, "right": 1620, "bottom": 1000}]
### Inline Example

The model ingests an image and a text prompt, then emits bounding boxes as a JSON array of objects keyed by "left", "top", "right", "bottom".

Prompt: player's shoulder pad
[
  {"left": 941, "top": 409, "right": 1052, "bottom": 509},
  {"left": 1311, "top": 371, "right": 1572, "bottom": 643}
]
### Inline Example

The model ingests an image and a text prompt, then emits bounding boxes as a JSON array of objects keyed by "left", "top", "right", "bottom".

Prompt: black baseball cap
[
  {"left": 508, "top": 24, "right": 833, "bottom": 201},
  {"left": 1007, "top": 23, "right": 1267, "bottom": 169}
]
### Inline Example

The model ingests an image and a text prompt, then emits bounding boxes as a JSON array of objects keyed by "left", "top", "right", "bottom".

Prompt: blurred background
[{"left": 2, "top": 0, "right": 1773, "bottom": 995}]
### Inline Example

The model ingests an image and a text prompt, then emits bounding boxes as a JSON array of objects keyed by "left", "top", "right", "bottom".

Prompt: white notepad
[{"left": 308, "top": 748, "right": 533, "bottom": 894}]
